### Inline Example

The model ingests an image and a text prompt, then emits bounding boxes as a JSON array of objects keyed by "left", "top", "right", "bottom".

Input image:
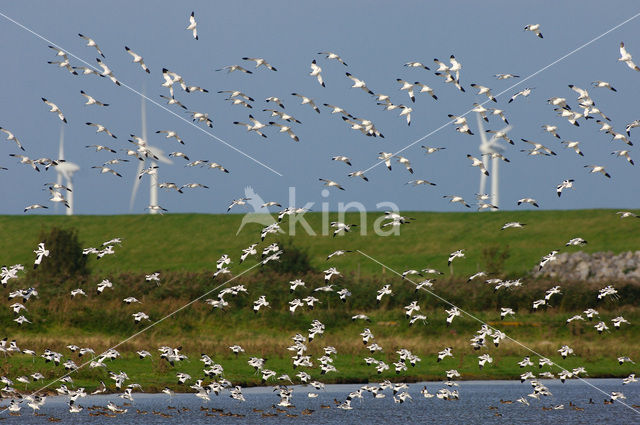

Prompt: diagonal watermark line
[
  {"left": 1, "top": 261, "right": 263, "bottom": 412},
  {"left": 356, "top": 249, "right": 640, "bottom": 415},
  {"left": 0, "top": 11, "right": 284, "bottom": 177},
  {"left": 362, "top": 10, "right": 640, "bottom": 174}
]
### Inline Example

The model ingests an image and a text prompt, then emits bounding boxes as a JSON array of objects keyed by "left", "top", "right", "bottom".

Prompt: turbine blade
[{"left": 477, "top": 112, "right": 488, "bottom": 145}]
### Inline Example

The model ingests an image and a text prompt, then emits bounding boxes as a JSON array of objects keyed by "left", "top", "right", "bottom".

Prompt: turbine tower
[
  {"left": 130, "top": 89, "right": 172, "bottom": 214},
  {"left": 476, "top": 112, "right": 511, "bottom": 210},
  {"left": 55, "top": 124, "right": 79, "bottom": 215}
]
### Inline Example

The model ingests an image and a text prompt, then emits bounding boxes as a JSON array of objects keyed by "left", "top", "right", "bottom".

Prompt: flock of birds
[
  {"left": 0, "top": 9, "right": 639, "bottom": 421},
  {"left": 2, "top": 15, "right": 640, "bottom": 214},
  {"left": 0, "top": 216, "right": 637, "bottom": 418}
]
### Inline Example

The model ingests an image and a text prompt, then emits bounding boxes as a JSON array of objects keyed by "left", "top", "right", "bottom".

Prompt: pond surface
[{"left": 1, "top": 379, "right": 638, "bottom": 424}]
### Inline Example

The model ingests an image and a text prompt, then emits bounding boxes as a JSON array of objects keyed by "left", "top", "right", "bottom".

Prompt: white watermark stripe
[
  {"left": 0, "top": 11, "right": 284, "bottom": 177},
  {"left": 362, "top": 10, "right": 640, "bottom": 174},
  {"left": 356, "top": 249, "right": 640, "bottom": 416}
]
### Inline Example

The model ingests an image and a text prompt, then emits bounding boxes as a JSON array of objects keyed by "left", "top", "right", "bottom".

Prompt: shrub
[
  {"left": 262, "top": 237, "right": 314, "bottom": 275},
  {"left": 482, "top": 244, "right": 510, "bottom": 277},
  {"left": 28, "top": 226, "right": 89, "bottom": 283}
]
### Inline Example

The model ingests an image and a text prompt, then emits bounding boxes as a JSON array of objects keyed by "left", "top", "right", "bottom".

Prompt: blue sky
[{"left": 1, "top": 1, "right": 640, "bottom": 215}]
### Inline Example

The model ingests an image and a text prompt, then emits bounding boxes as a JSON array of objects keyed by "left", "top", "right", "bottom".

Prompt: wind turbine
[
  {"left": 130, "top": 90, "right": 172, "bottom": 214},
  {"left": 55, "top": 124, "right": 79, "bottom": 215},
  {"left": 476, "top": 112, "right": 511, "bottom": 209}
]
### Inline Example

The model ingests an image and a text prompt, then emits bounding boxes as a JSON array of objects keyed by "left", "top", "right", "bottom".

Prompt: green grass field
[
  {"left": 0, "top": 210, "right": 638, "bottom": 393},
  {"left": 0, "top": 209, "right": 638, "bottom": 277}
]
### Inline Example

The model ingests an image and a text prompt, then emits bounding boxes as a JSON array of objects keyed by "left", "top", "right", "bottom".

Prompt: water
[{"left": 2, "top": 379, "right": 638, "bottom": 424}]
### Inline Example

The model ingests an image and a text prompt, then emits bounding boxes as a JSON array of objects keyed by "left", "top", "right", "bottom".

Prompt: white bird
[
  {"left": 123, "top": 297, "right": 141, "bottom": 304},
  {"left": 566, "top": 237, "right": 587, "bottom": 246},
  {"left": 80, "top": 90, "right": 108, "bottom": 107},
  {"left": 123, "top": 46, "right": 150, "bottom": 73},
  {"left": 517, "top": 197, "right": 539, "bottom": 208},
  {"left": 542, "top": 124, "right": 560, "bottom": 139},
  {"left": 49, "top": 188, "right": 70, "bottom": 208},
  {"left": 330, "top": 221, "right": 357, "bottom": 236},
  {"left": 132, "top": 312, "right": 149, "bottom": 323},
  {"left": 611, "top": 150, "right": 634, "bottom": 165},
  {"left": 187, "top": 11, "right": 198, "bottom": 40},
  {"left": 556, "top": 179, "right": 574, "bottom": 197},
  {"left": 397, "top": 79, "right": 416, "bottom": 102},
  {"left": 24, "top": 204, "right": 48, "bottom": 213},
  {"left": 309, "top": 60, "right": 325, "bottom": 87},
  {"left": 500, "top": 307, "right": 515, "bottom": 319},
  {"left": 216, "top": 64, "right": 252, "bottom": 74},
  {"left": 448, "top": 114, "right": 474, "bottom": 135},
  {"left": 348, "top": 170, "right": 369, "bottom": 181},
  {"left": 617, "top": 211, "right": 639, "bottom": 219},
  {"left": 41, "top": 98, "right": 67, "bottom": 123},
  {"left": 470, "top": 83, "right": 497, "bottom": 102},
  {"left": 91, "top": 165, "right": 122, "bottom": 177},
  {"left": 421, "top": 146, "right": 446, "bottom": 154},
  {"left": 619, "top": 42, "right": 640, "bottom": 71},
  {"left": 467, "top": 154, "right": 489, "bottom": 176},
  {"left": 521, "top": 139, "right": 556, "bottom": 155},
  {"left": 319, "top": 178, "right": 345, "bottom": 191},
  {"left": 406, "top": 179, "right": 436, "bottom": 187},
  {"left": 561, "top": 140, "right": 584, "bottom": 156},
  {"left": 70, "top": 288, "right": 87, "bottom": 297},
  {"left": 33, "top": 243, "right": 49, "bottom": 269},
  {"left": 508, "top": 87, "right": 534, "bottom": 103},
  {"left": 86, "top": 122, "right": 117, "bottom": 138},
  {"left": 268, "top": 122, "right": 299, "bottom": 142},
  {"left": 346, "top": 73, "right": 374, "bottom": 95},
  {"left": 399, "top": 105, "right": 412, "bottom": 126},
  {"left": 584, "top": 164, "right": 611, "bottom": 178},
  {"left": 448, "top": 249, "right": 465, "bottom": 266},
  {"left": 495, "top": 73, "right": 520, "bottom": 80},
  {"left": 396, "top": 155, "right": 413, "bottom": 173},
  {"left": 242, "top": 57, "right": 277, "bottom": 71},
  {"left": 332, "top": 155, "right": 351, "bottom": 166},
  {"left": 0, "top": 127, "right": 25, "bottom": 150},
  {"left": 96, "top": 58, "right": 120, "bottom": 86},
  {"left": 443, "top": 195, "right": 471, "bottom": 208},
  {"left": 377, "top": 152, "right": 394, "bottom": 170},
  {"left": 227, "top": 197, "right": 251, "bottom": 212},
  {"left": 404, "top": 61, "right": 430, "bottom": 70},
  {"left": 291, "top": 93, "right": 320, "bottom": 113},
  {"left": 524, "top": 24, "right": 543, "bottom": 38},
  {"left": 78, "top": 33, "right": 104, "bottom": 57},
  {"left": 592, "top": 80, "right": 616, "bottom": 91},
  {"left": 319, "top": 51, "right": 348, "bottom": 66},
  {"left": 263, "top": 109, "right": 300, "bottom": 123},
  {"left": 233, "top": 115, "right": 268, "bottom": 138}
]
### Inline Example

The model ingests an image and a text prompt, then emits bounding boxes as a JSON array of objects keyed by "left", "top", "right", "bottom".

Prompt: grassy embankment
[{"left": 0, "top": 210, "right": 638, "bottom": 393}]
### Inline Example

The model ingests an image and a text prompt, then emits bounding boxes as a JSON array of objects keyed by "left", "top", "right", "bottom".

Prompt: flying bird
[
  {"left": 216, "top": 64, "right": 252, "bottom": 74},
  {"left": 242, "top": 57, "right": 277, "bottom": 71},
  {"left": 96, "top": 58, "right": 120, "bottom": 86},
  {"left": 80, "top": 90, "right": 108, "bottom": 107},
  {"left": 309, "top": 60, "right": 325, "bottom": 87},
  {"left": 78, "top": 33, "right": 105, "bottom": 57},
  {"left": 584, "top": 165, "right": 611, "bottom": 178},
  {"left": 318, "top": 51, "right": 348, "bottom": 66},
  {"left": 187, "top": 11, "right": 198, "bottom": 40},
  {"left": 319, "top": 178, "right": 345, "bottom": 191},
  {"left": 291, "top": 93, "right": 320, "bottom": 113},
  {"left": 0, "top": 127, "right": 25, "bottom": 150},
  {"left": 466, "top": 154, "right": 489, "bottom": 176},
  {"left": 619, "top": 42, "right": 640, "bottom": 71},
  {"left": 41, "top": 98, "right": 67, "bottom": 123},
  {"left": 33, "top": 243, "right": 49, "bottom": 269},
  {"left": 524, "top": 24, "right": 543, "bottom": 38},
  {"left": 124, "top": 46, "right": 150, "bottom": 73}
]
